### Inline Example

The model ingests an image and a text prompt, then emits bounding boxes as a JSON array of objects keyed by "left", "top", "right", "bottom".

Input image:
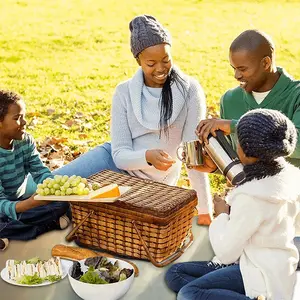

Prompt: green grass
[{"left": 1, "top": 0, "right": 300, "bottom": 192}]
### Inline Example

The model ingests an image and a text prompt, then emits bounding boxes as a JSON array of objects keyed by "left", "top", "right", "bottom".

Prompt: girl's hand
[
  {"left": 146, "top": 149, "right": 176, "bottom": 171},
  {"left": 213, "top": 194, "right": 230, "bottom": 217},
  {"left": 191, "top": 148, "right": 218, "bottom": 173}
]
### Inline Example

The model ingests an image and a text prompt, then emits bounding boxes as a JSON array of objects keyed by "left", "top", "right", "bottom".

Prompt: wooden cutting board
[{"left": 34, "top": 186, "right": 131, "bottom": 202}]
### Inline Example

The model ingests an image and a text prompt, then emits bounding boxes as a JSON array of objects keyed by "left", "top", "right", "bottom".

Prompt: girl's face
[
  {"left": 237, "top": 141, "right": 258, "bottom": 165},
  {"left": 0, "top": 100, "right": 27, "bottom": 148},
  {"left": 137, "top": 44, "right": 172, "bottom": 88}
]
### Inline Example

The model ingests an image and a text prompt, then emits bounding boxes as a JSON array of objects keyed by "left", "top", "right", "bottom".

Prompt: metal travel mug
[{"left": 177, "top": 140, "right": 204, "bottom": 167}]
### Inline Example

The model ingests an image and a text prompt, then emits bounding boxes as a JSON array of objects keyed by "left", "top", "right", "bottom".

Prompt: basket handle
[
  {"left": 65, "top": 210, "right": 94, "bottom": 242},
  {"left": 132, "top": 221, "right": 193, "bottom": 268}
]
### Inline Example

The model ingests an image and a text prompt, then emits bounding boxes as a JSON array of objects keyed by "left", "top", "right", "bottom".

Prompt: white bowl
[{"left": 68, "top": 257, "right": 134, "bottom": 300}]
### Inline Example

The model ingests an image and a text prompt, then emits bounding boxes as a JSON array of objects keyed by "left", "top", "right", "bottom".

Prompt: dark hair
[
  {"left": 159, "top": 68, "right": 187, "bottom": 137},
  {"left": 0, "top": 90, "right": 22, "bottom": 121},
  {"left": 230, "top": 29, "right": 275, "bottom": 60}
]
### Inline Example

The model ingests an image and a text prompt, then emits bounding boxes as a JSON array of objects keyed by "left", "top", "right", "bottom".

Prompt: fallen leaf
[
  {"left": 65, "top": 120, "right": 75, "bottom": 127},
  {"left": 27, "top": 112, "right": 41, "bottom": 117},
  {"left": 48, "top": 151, "right": 64, "bottom": 160},
  {"left": 83, "top": 123, "right": 93, "bottom": 129},
  {"left": 74, "top": 112, "right": 84, "bottom": 118},
  {"left": 61, "top": 125, "right": 70, "bottom": 130},
  {"left": 48, "top": 158, "right": 65, "bottom": 170},
  {"left": 37, "top": 136, "right": 90, "bottom": 171},
  {"left": 47, "top": 108, "right": 55, "bottom": 115},
  {"left": 74, "top": 119, "right": 82, "bottom": 125},
  {"left": 79, "top": 133, "right": 88, "bottom": 139},
  {"left": 45, "top": 137, "right": 69, "bottom": 146},
  {"left": 27, "top": 117, "right": 39, "bottom": 129},
  {"left": 72, "top": 140, "right": 89, "bottom": 146}
]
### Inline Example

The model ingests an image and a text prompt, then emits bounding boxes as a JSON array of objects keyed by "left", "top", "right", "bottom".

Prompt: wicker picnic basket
[{"left": 65, "top": 170, "right": 198, "bottom": 267}]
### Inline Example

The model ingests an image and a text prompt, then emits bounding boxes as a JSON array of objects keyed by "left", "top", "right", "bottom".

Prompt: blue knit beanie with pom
[{"left": 237, "top": 109, "right": 297, "bottom": 161}]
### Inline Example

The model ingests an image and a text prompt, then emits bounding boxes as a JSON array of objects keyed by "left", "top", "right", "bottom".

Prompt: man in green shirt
[
  {"left": 195, "top": 29, "right": 300, "bottom": 267},
  {"left": 196, "top": 29, "right": 300, "bottom": 169}
]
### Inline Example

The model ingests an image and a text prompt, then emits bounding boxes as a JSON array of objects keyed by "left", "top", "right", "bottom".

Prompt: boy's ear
[{"left": 136, "top": 57, "right": 141, "bottom": 66}]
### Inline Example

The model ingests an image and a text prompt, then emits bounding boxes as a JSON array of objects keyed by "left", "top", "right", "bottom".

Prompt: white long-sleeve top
[
  {"left": 209, "top": 162, "right": 300, "bottom": 300},
  {"left": 111, "top": 66, "right": 212, "bottom": 214}
]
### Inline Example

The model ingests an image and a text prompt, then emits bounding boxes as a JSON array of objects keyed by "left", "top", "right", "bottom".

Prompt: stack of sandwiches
[{"left": 6, "top": 257, "right": 63, "bottom": 281}]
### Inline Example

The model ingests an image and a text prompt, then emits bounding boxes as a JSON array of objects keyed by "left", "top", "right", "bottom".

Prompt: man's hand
[
  {"left": 146, "top": 149, "right": 176, "bottom": 171},
  {"left": 196, "top": 118, "right": 232, "bottom": 145},
  {"left": 16, "top": 195, "right": 51, "bottom": 213},
  {"left": 191, "top": 149, "right": 218, "bottom": 173},
  {"left": 213, "top": 194, "right": 230, "bottom": 217}
]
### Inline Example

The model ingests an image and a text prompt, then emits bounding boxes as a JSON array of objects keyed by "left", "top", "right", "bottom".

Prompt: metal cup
[{"left": 177, "top": 140, "right": 203, "bottom": 167}]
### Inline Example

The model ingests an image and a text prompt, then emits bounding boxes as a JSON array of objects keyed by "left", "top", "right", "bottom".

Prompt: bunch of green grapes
[{"left": 36, "top": 175, "right": 90, "bottom": 196}]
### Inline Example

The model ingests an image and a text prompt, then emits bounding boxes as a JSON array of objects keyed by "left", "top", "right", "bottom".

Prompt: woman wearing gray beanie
[
  {"left": 166, "top": 109, "right": 300, "bottom": 299},
  {"left": 51, "top": 15, "right": 212, "bottom": 224}
]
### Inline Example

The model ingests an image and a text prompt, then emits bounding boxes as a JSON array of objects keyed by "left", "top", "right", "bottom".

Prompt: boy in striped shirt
[{"left": 0, "top": 90, "right": 70, "bottom": 250}]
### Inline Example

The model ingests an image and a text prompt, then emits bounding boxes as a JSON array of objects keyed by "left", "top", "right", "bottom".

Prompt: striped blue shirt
[{"left": 0, "top": 133, "right": 52, "bottom": 220}]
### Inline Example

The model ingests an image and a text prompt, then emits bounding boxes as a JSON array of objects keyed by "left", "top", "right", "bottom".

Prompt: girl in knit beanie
[
  {"left": 166, "top": 109, "right": 300, "bottom": 300},
  {"left": 236, "top": 108, "right": 297, "bottom": 182}
]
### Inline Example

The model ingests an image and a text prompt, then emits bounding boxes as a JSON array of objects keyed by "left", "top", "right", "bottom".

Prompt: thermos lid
[{"left": 232, "top": 172, "right": 246, "bottom": 185}]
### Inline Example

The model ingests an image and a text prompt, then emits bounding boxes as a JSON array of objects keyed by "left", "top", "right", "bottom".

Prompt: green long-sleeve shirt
[
  {"left": 221, "top": 67, "right": 300, "bottom": 167},
  {"left": 0, "top": 133, "right": 52, "bottom": 220}
]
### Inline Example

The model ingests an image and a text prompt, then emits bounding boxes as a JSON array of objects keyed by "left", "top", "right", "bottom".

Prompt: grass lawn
[{"left": 1, "top": 0, "right": 300, "bottom": 191}]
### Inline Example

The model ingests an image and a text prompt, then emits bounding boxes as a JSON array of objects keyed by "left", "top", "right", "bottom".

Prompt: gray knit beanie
[
  {"left": 129, "top": 15, "right": 171, "bottom": 58},
  {"left": 237, "top": 109, "right": 297, "bottom": 160}
]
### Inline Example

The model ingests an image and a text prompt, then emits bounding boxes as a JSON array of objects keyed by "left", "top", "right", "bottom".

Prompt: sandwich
[{"left": 6, "top": 257, "right": 63, "bottom": 283}]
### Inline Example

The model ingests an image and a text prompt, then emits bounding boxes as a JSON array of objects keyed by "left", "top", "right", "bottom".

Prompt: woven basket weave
[{"left": 66, "top": 170, "right": 197, "bottom": 267}]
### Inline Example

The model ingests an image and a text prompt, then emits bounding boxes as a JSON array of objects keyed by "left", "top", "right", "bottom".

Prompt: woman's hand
[
  {"left": 213, "top": 194, "right": 230, "bottom": 217},
  {"left": 15, "top": 195, "right": 51, "bottom": 213},
  {"left": 146, "top": 149, "right": 176, "bottom": 171}
]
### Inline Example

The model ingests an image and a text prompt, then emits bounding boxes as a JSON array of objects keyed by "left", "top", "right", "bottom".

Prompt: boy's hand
[
  {"left": 196, "top": 118, "right": 232, "bottom": 145},
  {"left": 146, "top": 149, "right": 176, "bottom": 171},
  {"left": 16, "top": 195, "right": 51, "bottom": 213}
]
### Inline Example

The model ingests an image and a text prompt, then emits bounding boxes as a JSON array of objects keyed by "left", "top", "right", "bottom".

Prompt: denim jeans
[
  {"left": 295, "top": 237, "right": 300, "bottom": 269},
  {"left": 165, "top": 261, "right": 254, "bottom": 300},
  {"left": 0, "top": 201, "right": 70, "bottom": 240},
  {"left": 54, "top": 142, "right": 126, "bottom": 177}
]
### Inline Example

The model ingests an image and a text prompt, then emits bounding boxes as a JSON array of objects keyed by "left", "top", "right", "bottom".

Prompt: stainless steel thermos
[{"left": 204, "top": 130, "right": 245, "bottom": 185}]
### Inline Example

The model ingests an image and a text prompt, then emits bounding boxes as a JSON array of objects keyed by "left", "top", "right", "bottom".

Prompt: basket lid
[{"left": 88, "top": 170, "right": 197, "bottom": 218}]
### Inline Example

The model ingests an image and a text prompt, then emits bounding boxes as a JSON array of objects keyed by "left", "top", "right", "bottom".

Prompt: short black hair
[
  {"left": 0, "top": 90, "right": 22, "bottom": 121},
  {"left": 230, "top": 29, "right": 275, "bottom": 59}
]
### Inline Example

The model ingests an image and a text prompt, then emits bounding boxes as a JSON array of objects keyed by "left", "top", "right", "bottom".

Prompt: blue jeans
[
  {"left": 165, "top": 261, "right": 253, "bottom": 300},
  {"left": 295, "top": 237, "right": 300, "bottom": 269},
  {"left": 0, "top": 201, "right": 70, "bottom": 240},
  {"left": 54, "top": 142, "right": 126, "bottom": 177}
]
